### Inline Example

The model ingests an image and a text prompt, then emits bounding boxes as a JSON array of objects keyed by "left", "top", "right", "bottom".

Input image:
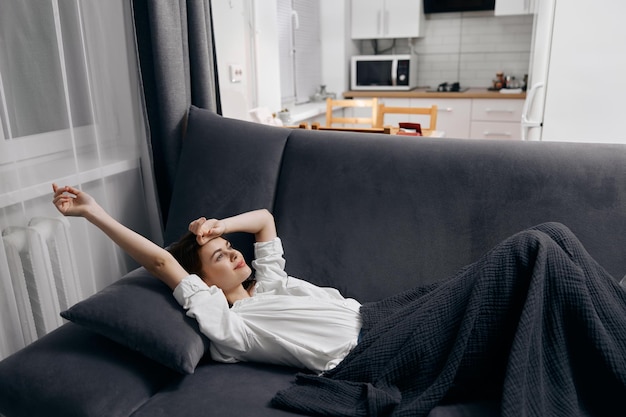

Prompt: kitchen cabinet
[
  {"left": 336, "top": 93, "right": 526, "bottom": 140},
  {"left": 370, "top": 97, "right": 524, "bottom": 140},
  {"left": 495, "top": 0, "right": 535, "bottom": 16},
  {"left": 415, "top": 98, "right": 471, "bottom": 139},
  {"left": 351, "top": 0, "right": 424, "bottom": 40},
  {"left": 469, "top": 99, "right": 524, "bottom": 140}
]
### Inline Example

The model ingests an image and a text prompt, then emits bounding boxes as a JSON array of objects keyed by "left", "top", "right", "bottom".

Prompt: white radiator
[{"left": 2, "top": 217, "right": 81, "bottom": 341}]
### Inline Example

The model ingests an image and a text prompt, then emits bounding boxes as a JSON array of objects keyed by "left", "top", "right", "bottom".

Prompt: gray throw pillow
[{"left": 61, "top": 267, "right": 210, "bottom": 374}]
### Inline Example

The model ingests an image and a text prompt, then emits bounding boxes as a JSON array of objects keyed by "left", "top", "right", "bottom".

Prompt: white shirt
[{"left": 173, "top": 238, "right": 362, "bottom": 372}]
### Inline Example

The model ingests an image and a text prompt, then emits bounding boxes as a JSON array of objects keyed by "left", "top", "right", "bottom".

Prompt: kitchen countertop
[
  {"left": 344, "top": 87, "right": 526, "bottom": 99},
  {"left": 285, "top": 88, "right": 526, "bottom": 124},
  {"left": 283, "top": 101, "right": 328, "bottom": 124}
]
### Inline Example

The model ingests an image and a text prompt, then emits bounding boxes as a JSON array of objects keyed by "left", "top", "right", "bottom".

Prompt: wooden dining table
[{"left": 305, "top": 122, "right": 444, "bottom": 137}]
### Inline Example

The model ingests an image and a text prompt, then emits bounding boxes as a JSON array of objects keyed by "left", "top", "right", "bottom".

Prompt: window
[
  {"left": 0, "top": 0, "right": 146, "bottom": 207},
  {"left": 0, "top": 0, "right": 159, "bottom": 359},
  {"left": 0, "top": 1, "right": 96, "bottom": 165},
  {"left": 276, "top": 0, "right": 321, "bottom": 105}
]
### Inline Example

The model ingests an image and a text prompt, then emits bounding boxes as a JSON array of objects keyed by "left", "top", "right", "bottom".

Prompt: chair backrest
[
  {"left": 325, "top": 98, "right": 379, "bottom": 128},
  {"left": 375, "top": 104, "right": 438, "bottom": 136}
]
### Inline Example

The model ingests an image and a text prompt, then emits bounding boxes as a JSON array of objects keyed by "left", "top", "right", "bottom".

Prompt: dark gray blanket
[{"left": 272, "top": 223, "right": 626, "bottom": 416}]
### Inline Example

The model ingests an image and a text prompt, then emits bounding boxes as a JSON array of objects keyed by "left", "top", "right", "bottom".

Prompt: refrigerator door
[
  {"left": 541, "top": 0, "right": 626, "bottom": 142},
  {"left": 521, "top": 82, "right": 545, "bottom": 140},
  {"left": 521, "top": 0, "right": 556, "bottom": 140}
]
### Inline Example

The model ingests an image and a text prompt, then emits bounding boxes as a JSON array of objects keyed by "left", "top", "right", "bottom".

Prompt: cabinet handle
[
  {"left": 291, "top": 10, "right": 300, "bottom": 30},
  {"left": 440, "top": 107, "right": 454, "bottom": 112},
  {"left": 485, "top": 108, "right": 515, "bottom": 113},
  {"left": 384, "top": 10, "right": 389, "bottom": 35},
  {"left": 483, "top": 131, "right": 512, "bottom": 137}
]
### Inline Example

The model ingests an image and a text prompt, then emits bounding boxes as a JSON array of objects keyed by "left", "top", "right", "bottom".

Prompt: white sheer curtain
[{"left": 0, "top": 0, "right": 160, "bottom": 359}]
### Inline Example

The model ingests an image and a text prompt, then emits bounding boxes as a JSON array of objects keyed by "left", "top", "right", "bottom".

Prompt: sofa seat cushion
[
  {"left": 130, "top": 362, "right": 299, "bottom": 417},
  {"left": 129, "top": 360, "right": 500, "bottom": 417},
  {"left": 0, "top": 323, "right": 176, "bottom": 417}
]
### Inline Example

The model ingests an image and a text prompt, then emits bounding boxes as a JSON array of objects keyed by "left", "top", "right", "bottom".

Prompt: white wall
[
  {"left": 211, "top": 0, "right": 257, "bottom": 120},
  {"left": 251, "top": 0, "right": 282, "bottom": 114},
  {"left": 213, "top": 0, "right": 352, "bottom": 120},
  {"left": 212, "top": 0, "right": 283, "bottom": 120}
]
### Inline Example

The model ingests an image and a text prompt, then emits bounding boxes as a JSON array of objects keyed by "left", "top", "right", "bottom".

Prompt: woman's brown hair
[
  {"left": 167, "top": 231, "right": 256, "bottom": 291},
  {"left": 167, "top": 231, "right": 203, "bottom": 276}
]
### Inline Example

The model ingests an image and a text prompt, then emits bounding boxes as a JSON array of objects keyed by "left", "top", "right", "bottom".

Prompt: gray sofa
[{"left": 1, "top": 106, "right": 625, "bottom": 417}]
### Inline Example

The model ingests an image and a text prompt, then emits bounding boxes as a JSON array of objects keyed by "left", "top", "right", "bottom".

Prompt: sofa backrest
[{"left": 167, "top": 107, "right": 626, "bottom": 303}]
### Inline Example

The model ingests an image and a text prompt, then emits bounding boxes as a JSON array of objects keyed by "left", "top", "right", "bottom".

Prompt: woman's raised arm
[
  {"left": 188, "top": 209, "right": 277, "bottom": 246},
  {"left": 52, "top": 184, "right": 187, "bottom": 290}
]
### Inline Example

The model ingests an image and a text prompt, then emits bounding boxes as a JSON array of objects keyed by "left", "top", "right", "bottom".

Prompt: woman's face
[{"left": 197, "top": 237, "right": 252, "bottom": 291}]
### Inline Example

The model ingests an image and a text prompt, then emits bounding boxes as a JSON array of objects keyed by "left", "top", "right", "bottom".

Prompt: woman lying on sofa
[{"left": 52, "top": 183, "right": 626, "bottom": 417}]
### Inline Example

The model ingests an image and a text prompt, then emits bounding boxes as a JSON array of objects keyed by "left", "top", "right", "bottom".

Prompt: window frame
[{"left": 0, "top": 0, "right": 95, "bottom": 166}]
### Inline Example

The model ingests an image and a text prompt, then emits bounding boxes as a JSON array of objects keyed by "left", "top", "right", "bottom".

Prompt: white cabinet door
[
  {"left": 384, "top": 0, "right": 423, "bottom": 38},
  {"left": 351, "top": 0, "right": 382, "bottom": 39},
  {"left": 470, "top": 121, "right": 521, "bottom": 140},
  {"left": 412, "top": 98, "right": 472, "bottom": 139},
  {"left": 471, "top": 99, "right": 524, "bottom": 122},
  {"left": 495, "top": 0, "right": 534, "bottom": 15},
  {"left": 470, "top": 99, "right": 524, "bottom": 140},
  {"left": 351, "top": 0, "right": 423, "bottom": 39}
]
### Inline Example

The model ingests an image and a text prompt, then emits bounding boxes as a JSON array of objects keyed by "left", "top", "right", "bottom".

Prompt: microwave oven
[{"left": 351, "top": 54, "right": 417, "bottom": 91}]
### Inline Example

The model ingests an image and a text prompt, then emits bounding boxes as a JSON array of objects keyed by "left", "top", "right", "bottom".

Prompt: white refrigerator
[{"left": 521, "top": 0, "right": 626, "bottom": 143}]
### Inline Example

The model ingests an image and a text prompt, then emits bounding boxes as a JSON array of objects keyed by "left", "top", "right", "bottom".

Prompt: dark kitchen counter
[{"left": 344, "top": 87, "right": 526, "bottom": 99}]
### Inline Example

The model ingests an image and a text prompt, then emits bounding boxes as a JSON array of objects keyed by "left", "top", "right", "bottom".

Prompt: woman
[
  {"left": 52, "top": 184, "right": 362, "bottom": 372},
  {"left": 53, "top": 184, "right": 626, "bottom": 416}
]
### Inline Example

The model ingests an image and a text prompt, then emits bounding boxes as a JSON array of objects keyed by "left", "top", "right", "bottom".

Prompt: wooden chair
[
  {"left": 311, "top": 122, "right": 391, "bottom": 134},
  {"left": 375, "top": 104, "right": 438, "bottom": 136},
  {"left": 325, "top": 98, "right": 379, "bottom": 128}
]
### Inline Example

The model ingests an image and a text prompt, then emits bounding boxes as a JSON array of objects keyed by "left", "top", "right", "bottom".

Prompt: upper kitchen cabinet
[
  {"left": 351, "top": 0, "right": 425, "bottom": 39},
  {"left": 495, "top": 0, "right": 535, "bottom": 15}
]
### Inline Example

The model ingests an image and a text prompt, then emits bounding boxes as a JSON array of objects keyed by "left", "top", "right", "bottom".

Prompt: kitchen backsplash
[{"left": 358, "top": 12, "right": 533, "bottom": 89}]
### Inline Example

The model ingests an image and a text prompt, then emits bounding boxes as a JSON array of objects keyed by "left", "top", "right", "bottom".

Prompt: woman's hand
[
  {"left": 190, "top": 209, "right": 277, "bottom": 245},
  {"left": 52, "top": 184, "right": 98, "bottom": 217},
  {"left": 189, "top": 217, "right": 227, "bottom": 246}
]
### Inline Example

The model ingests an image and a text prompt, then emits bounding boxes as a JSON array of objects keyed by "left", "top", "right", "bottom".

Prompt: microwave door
[{"left": 356, "top": 60, "right": 392, "bottom": 88}]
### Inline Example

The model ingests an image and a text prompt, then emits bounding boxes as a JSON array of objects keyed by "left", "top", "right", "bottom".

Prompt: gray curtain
[{"left": 132, "top": 0, "right": 220, "bottom": 225}]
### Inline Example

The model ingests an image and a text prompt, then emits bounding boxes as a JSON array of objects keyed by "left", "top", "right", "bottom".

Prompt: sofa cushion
[
  {"left": 61, "top": 267, "right": 210, "bottom": 374},
  {"left": 164, "top": 106, "right": 291, "bottom": 250},
  {"left": 272, "top": 131, "right": 626, "bottom": 302},
  {"left": 0, "top": 323, "right": 176, "bottom": 417},
  {"left": 130, "top": 362, "right": 299, "bottom": 417}
]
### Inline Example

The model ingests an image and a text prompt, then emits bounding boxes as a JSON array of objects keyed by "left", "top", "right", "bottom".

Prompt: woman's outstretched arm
[{"left": 52, "top": 184, "right": 187, "bottom": 290}]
